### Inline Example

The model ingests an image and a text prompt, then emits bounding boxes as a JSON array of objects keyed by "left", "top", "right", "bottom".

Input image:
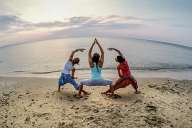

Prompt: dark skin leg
[
  {"left": 129, "top": 76, "right": 139, "bottom": 93},
  {"left": 77, "top": 85, "right": 90, "bottom": 97},
  {"left": 112, "top": 80, "right": 139, "bottom": 95},
  {"left": 101, "top": 85, "right": 113, "bottom": 95},
  {"left": 109, "top": 81, "right": 129, "bottom": 96},
  {"left": 105, "top": 78, "right": 139, "bottom": 96},
  {"left": 102, "top": 77, "right": 126, "bottom": 95},
  {"left": 58, "top": 85, "right": 61, "bottom": 92},
  {"left": 78, "top": 85, "right": 82, "bottom": 97},
  {"left": 81, "top": 90, "right": 90, "bottom": 95},
  {"left": 58, "top": 84, "right": 88, "bottom": 96},
  {"left": 101, "top": 85, "right": 118, "bottom": 96}
]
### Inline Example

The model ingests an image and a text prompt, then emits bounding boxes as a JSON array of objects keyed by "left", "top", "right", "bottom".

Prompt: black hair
[
  {"left": 72, "top": 58, "right": 80, "bottom": 64},
  {"left": 92, "top": 53, "right": 100, "bottom": 71},
  {"left": 116, "top": 56, "right": 125, "bottom": 63}
]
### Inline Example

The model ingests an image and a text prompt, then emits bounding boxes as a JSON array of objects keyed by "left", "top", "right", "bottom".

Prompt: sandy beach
[{"left": 0, "top": 77, "right": 192, "bottom": 128}]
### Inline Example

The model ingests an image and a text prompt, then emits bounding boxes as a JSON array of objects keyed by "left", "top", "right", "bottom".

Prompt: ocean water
[{"left": 0, "top": 37, "right": 192, "bottom": 80}]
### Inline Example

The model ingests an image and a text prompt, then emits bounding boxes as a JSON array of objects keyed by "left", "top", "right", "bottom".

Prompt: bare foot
[{"left": 74, "top": 94, "right": 83, "bottom": 98}]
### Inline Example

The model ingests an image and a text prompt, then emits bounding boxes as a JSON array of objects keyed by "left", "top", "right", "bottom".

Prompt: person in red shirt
[{"left": 102, "top": 48, "right": 139, "bottom": 95}]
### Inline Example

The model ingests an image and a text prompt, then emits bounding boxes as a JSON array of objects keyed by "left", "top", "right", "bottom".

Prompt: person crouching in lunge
[
  {"left": 58, "top": 48, "right": 88, "bottom": 96},
  {"left": 102, "top": 48, "right": 139, "bottom": 96}
]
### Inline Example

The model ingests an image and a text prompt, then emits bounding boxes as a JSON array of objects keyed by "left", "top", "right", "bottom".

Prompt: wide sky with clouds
[{"left": 0, "top": 0, "right": 192, "bottom": 47}]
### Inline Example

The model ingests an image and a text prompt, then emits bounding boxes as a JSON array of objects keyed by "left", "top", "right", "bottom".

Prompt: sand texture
[{"left": 0, "top": 77, "right": 192, "bottom": 128}]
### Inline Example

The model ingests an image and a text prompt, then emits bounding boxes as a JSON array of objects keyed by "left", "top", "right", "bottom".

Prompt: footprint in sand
[
  {"left": 144, "top": 103, "right": 172, "bottom": 127},
  {"left": 144, "top": 115, "right": 166, "bottom": 127},
  {"left": 39, "top": 102, "right": 48, "bottom": 108},
  {"left": 101, "top": 93, "right": 122, "bottom": 99},
  {"left": 81, "top": 104, "right": 92, "bottom": 112},
  {"left": 17, "top": 94, "right": 23, "bottom": 99},
  {"left": 24, "top": 116, "right": 31, "bottom": 124},
  {"left": 2, "top": 92, "right": 10, "bottom": 97},
  {"left": 70, "top": 105, "right": 80, "bottom": 110},
  {"left": 145, "top": 105, "right": 157, "bottom": 113},
  {"left": 25, "top": 90, "right": 31, "bottom": 95},
  {"left": 0, "top": 96, "right": 9, "bottom": 106},
  {"left": 32, "top": 112, "right": 51, "bottom": 118},
  {"left": 147, "top": 84, "right": 156, "bottom": 88},
  {"left": 72, "top": 94, "right": 89, "bottom": 100}
]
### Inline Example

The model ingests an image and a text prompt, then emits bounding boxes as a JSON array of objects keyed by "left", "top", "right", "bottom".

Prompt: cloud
[
  {"left": 0, "top": 15, "right": 192, "bottom": 47},
  {"left": 0, "top": 15, "right": 145, "bottom": 36},
  {"left": 32, "top": 15, "right": 144, "bottom": 30},
  {"left": 0, "top": 15, "right": 32, "bottom": 34},
  {"left": 0, "top": 15, "right": 20, "bottom": 30},
  {"left": 46, "top": 16, "right": 144, "bottom": 39}
]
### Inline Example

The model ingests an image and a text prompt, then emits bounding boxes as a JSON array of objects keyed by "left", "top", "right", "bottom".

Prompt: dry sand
[{"left": 0, "top": 77, "right": 192, "bottom": 128}]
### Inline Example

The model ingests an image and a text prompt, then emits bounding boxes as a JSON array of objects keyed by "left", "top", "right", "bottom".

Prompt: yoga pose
[
  {"left": 78, "top": 38, "right": 112, "bottom": 97},
  {"left": 103, "top": 48, "right": 139, "bottom": 95},
  {"left": 58, "top": 48, "right": 88, "bottom": 95}
]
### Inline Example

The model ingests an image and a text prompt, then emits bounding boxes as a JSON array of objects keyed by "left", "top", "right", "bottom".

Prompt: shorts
[
  {"left": 80, "top": 79, "right": 112, "bottom": 86},
  {"left": 58, "top": 73, "right": 79, "bottom": 90}
]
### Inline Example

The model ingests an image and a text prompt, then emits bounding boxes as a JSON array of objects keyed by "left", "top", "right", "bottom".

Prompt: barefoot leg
[
  {"left": 130, "top": 76, "right": 139, "bottom": 93},
  {"left": 101, "top": 85, "right": 113, "bottom": 95},
  {"left": 78, "top": 85, "right": 83, "bottom": 97},
  {"left": 82, "top": 90, "right": 90, "bottom": 95},
  {"left": 109, "top": 77, "right": 128, "bottom": 94},
  {"left": 58, "top": 85, "right": 61, "bottom": 92}
]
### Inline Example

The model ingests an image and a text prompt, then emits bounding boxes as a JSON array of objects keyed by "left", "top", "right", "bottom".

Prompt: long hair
[{"left": 92, "top": 53, "right": 100, "bottom": 71}]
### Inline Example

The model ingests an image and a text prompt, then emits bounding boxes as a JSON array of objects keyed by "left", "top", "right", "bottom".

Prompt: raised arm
[
  {"left": 69, "top": 48, "right": 85, "bottom": 61},
  {"left": 88, "top": 40, "right": 96, "bottom": 67},
  {"left": 108, "top": 48, "right": 124, "bottom": 58},
  {"left": 95, "top": 38, "right": 104, "bottom": 67}
]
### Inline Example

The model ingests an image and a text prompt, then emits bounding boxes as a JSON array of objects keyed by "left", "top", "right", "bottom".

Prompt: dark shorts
[{"left": 58, "top": 73, "right": 79, "bottom": 90}]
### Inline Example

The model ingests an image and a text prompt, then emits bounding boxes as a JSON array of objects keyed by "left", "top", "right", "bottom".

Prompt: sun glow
[
  {"left": 5, "top": 0, "right": 120, "bottom": 23},
  {"left": 19, "top": 0, "right": 74, "bottom": 23}
]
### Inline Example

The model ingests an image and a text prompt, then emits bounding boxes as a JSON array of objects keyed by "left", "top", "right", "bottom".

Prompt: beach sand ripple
[{"left": 0, "top": 77, "right": 192, "bottom": 128}]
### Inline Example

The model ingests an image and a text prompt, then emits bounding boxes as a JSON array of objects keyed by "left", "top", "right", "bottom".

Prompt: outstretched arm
[
  {"left": 69, "top": 48, "right": 85, "bottom": 61},
  {"left": 95, "top": 38, "right": 104, "bottom": 67},
  {"left": 108, "top": 48, "right": 124, "bottom": 58},
  {"left": 88, "top": 40, "right": 96, "bottom": 67}
]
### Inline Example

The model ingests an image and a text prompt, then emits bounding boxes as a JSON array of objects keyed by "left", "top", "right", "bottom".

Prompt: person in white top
[{"left": 58, "top": 48, "right": 88, "bottom": 96}]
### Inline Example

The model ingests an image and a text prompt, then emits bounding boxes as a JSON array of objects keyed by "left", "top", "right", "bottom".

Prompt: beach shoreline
[
  {"left": 1, "top": 68, "right": 192, "bottom": 81},
  {"left": 0, "top": 76, "right": 192, "bottom": 128}
]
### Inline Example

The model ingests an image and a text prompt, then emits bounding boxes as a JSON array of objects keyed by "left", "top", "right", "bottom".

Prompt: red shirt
[{"left": 117, "top": 60, "right": 131, "bottom": 77}]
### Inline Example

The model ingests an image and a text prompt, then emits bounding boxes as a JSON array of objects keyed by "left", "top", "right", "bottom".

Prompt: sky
[{"left": 0, "top": 0, "right": 192, "bottom": 47}]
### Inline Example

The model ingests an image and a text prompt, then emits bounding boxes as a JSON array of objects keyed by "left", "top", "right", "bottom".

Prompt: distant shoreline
[
  {"left": 1, "top": 37, "right": 192, "bottom": 49},
  {"left": 1, "top": 68, "right": 192, "bottom": 80}
]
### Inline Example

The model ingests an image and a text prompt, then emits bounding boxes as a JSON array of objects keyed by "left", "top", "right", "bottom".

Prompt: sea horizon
[{"left": 0, "top": 37, "right": 192, "bottom": 80}]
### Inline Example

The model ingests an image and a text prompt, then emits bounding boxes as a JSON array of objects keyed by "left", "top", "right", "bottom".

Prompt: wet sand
[{"left": 0, "top": 77, "right": 192, "bottom": 128}]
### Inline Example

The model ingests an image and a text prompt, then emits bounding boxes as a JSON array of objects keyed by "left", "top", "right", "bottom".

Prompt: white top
[{"left": 62, "top": 61, "right": 73, "bottom": 74}]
